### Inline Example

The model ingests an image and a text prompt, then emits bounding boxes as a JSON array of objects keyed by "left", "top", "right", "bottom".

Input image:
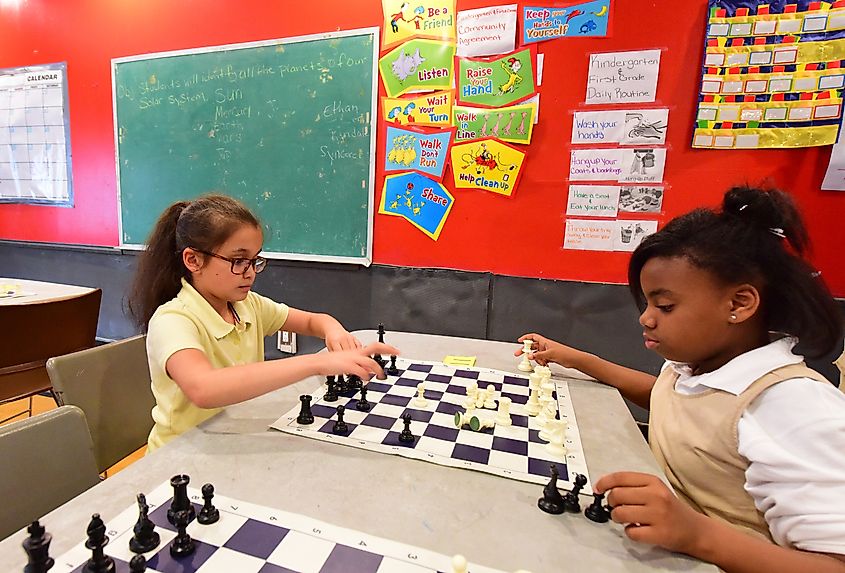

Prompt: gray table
[{"left": 0, "top": 330, "right": 716, "bottom": 572}]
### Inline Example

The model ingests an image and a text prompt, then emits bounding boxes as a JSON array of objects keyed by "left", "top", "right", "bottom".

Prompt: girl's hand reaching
[
  {"left": 324, "top": 327, "right": 363, "bottom": 351},
  {"left": 515, "top": 333, "right": 585, "bottom": 368},
  {"left": 314, "top": 342, "right": 400, "bottom": 381}
]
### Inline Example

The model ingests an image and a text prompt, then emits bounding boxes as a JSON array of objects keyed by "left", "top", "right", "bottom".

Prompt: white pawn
[
  {"left": 517, "top": 339, "right": 534, "bottom": 372},
  {"left": 525, "top": 383, "right": 541, "bottom": 416},
  {"left": 454, "top": 410, "right": 471, "bottom": 428},
  {"left": 464, "top": 382, "right": 478, "bottom": 408},
  {"left": 414, "top": 383, "right": 428, "bottom": 408},
  {"left": 483, "top": 384, "right": 497, "bottom": 409},
  {"left": 495, "top": 396, "right": 512, "bottom": 426},
  {"left": 544, "top": 419, "right": 568, "bottom": 458},
  {"left": 452, "top": 554, "right": 468, "bottom": 573}
]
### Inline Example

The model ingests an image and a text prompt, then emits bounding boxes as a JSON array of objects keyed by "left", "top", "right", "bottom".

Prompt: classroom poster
[
  {"left": 569, "top": 148, "right": 623, "bottom": 181},
  {"left": 452, "top": 102, "right": 536, "bottom": 144},
  {"left": 379, "top": 39, "right": 456, "bottom": 97},
  {"left": 618, "top": 185, "right": 664, "bottom": 212},
  {"left": 380, "top": 172, "right": 455, "bottom": 240},
  {"left": 618, "top": 147, "right": 666, "bottom": 183},
  {"left": 455, "top": 47, "right": 537, "bottom": 107},
  {"left": 822, "top": 141, "right": 845, "bottom": 190},
  {"left": 382, "top": 90, "right": 453, "bottom": 126},
  {"left": 566, "top": 185, "right": 620, "bottom": 217},
  {"left": 693, "top": 1, "right": 845, "bottom": 149},
  {"left": 585, "top": 49, "right": 661, "bottom": 104},
  {"left": 456, "top": 4, "right": 518, "bottom": 57},
  {"left": 522, "top": 1, "right": 611, "bottom": 44},
  {"left": 450, "top": 138, "right": 525, "bottom": 196},
  {"left": 384, "top": 125, "right": 455, "bottom": 181},
  {"left": 572, "top": 109, "right": 669, "bottom": 144},
  {"left": 382, "top": 0, "right": 457, "bottom": 50}
]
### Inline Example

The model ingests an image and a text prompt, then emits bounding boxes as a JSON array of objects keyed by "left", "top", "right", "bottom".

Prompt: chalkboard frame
[{"left": 111, "top": 27, "right": 380, "bottom": 265}]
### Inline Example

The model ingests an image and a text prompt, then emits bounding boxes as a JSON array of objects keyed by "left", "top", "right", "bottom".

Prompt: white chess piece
[
  {"left": 452, "top": 554, "right": 468, "bottom": 573},
  {"left": 495, "top": 396, "right": 512, "bottom": 426},
  {"left": 517, "top": 339, "right": 534, "bottom": 372},
  {"left": 471, "top": 416, "right": 495, "bottom": 431},
  {"left": 454, "top": 410, "right": 471, "bottom": 428},
  {"left": 537, "top": 396, "right": 555, "bottom": 441},
  {"left": 413, "top": 383, "right": 428, "bottom": 408},
  {"left": 483, "top": 384, "right": 497, "bottom": 409},
  {"left": 525, "top": 383, "right": 541, "bottom": 416},
  {"left": 464, "top": 382, "right": 479, "bottom": 408},
  {"left": 544, "top": 419, "right": 568, "bottom": 458}
]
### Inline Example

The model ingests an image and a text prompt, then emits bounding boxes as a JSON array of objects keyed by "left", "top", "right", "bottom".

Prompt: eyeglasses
[{"left": 191, "top": 248, "right": 267, "bottom": 275}]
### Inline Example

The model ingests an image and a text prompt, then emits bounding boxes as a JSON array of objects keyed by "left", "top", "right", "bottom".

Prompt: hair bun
[{"left": 722, "top": 185, "right": 808, "bottom": 253}]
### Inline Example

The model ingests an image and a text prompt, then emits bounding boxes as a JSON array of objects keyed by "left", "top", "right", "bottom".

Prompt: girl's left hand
[
  {"left": 325, "top": 328, "right": 363, "bottom": 351},
  {"left": 595, "top": 472, "right": 710, "bottom": 555}
]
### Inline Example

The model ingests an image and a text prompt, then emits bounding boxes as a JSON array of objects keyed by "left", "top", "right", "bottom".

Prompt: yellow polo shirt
[{"left": 146, "top": 278, "right": 289, "bottom": 451}]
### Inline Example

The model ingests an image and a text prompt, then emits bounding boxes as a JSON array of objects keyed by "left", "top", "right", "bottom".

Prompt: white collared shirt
[{"left": 666, "top": 338, "right": 845, "bottom": 554}]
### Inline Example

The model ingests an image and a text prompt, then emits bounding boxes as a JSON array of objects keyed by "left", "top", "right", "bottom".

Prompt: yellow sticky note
[{"left": 444, "top": 355, "right": 476, "bottom": 367}]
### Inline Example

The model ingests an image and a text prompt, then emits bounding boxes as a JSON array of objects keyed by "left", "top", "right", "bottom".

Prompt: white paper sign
[
  {"left": 457, "top": 4, "right": 518, "bottom": 57},
  {"left": 571, "top": 111, "right": 625, "bottom": 144},
  {"left": 614, "top": 220, "right": 658, "bottom": 251},
  {"left": 563, "top": 219, "right": 615, "bottom": 251},
  {"left": 821, "top": 142, "right": 845, "bottom": 190},
  {"left": 586, "top": 49, "right": 662, "bottom": 104},
  {"left": 567, "top": 185, "right": 620, "bottom": 217},
  {"left": 569, "top": 148, "right": 623, "bottom": 181},
  {"left": 618, "top": 147, "right": 666, "bottom": 183},
  {"left": 526, "top": 93, "right": 540, "bottom": 124}
]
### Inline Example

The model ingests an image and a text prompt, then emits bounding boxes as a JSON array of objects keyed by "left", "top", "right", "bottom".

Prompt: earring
[{"left": 730, "top": 314, "right": 737, "bottom": 321}]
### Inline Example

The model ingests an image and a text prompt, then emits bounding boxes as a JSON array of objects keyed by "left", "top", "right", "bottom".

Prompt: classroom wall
[{"left": 1, "top": 0, "right": 845, "bottom": 295}]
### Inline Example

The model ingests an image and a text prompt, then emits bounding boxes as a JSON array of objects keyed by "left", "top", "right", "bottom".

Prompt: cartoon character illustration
[
  {"left": 626, "top": 113, "right": 667, "bottom": 140},
  {"left": 502, "top": 112, "right": 516, "bottom": 136},
  {"left": 566, "top": 9, "right": 584, "bottom": 22},
  {"left": 516, "top": 111, "right": 528, "bottom": 135},
  {"left": 403, "top": 102, "right": 416, "bottom": 123},
  {"left": 580, "top": 20, "right": 597, "bottom": 34},
  {"left": 497, "top": 57, "right": 524, "bottom": 95},
  {"left": 390, "top": 2, "right": 409, "bottom": 33},
  {"left": 593, "top": 3, "right": 609, "bottom": 17},
  {"left": 461, "top": 142, "right": 518, "bottom": 175},
  {"left": 387, "top": 106, "right": 404, "bottom": 124},
  {"left": 389, "top": 182, "right": 424, "bottom": 217},
  {"left": 411, "top": 6, "right": 425, "bottom": 29},
  {"left": 391, "top": 48, "right": 426, "bottom": 82}
]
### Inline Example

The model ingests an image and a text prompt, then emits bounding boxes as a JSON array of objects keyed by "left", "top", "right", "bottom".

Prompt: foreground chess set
[{"left": 21, "top": 475, "right": 539, "bottom": 573}]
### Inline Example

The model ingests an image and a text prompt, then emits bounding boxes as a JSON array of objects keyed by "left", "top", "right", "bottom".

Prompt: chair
[
  {"left": 0, "top": 405, "right": 100, "bottom": 540},
  {"left": 0, "top": 288, "right": 102, "bottom": 422},
  {"left": 46, "top": 334, "right": 155, "bottom": 474}
]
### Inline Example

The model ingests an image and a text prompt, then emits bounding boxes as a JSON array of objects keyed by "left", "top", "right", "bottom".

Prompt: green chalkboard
[{"left": 113, "top": 28, "right": 378, "bottom": 264}]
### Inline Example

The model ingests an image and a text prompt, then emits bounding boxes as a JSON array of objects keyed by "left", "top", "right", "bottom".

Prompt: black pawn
[
  {"left": 324, "top": 379, "right": 338, "bottom": 402},
  {"left": 129, "top": 555, "right": 146, "bottom": 572},
  {"left": 169, "top": 509, "right": 195, "bottom": 558},
  {"left": 537, "top": 464, "right": 565, "bottom": 515},
  {"left": 332, "top": 405, "right": 349, "bottom": 435},
  {"left": 348, "top": 374, "right": 363, "bottom": 391},
  {"left": 296, "top": 395, "right": 314, "bottom": 425},
  {"left": 377, "top": 323, "right": 385, "bottom": 343},
  {"left": 337, "top": 373, "right": 348, "bottom": 393},
  {"left": 585, "top": 493, "right": 610, "bottom": 523},
  {"left": 355, "top": 386, "right": 371, "bottom": 412},
  {"left": 22, "top": 520, "right": 54, "bottom": 573},
  {"left": 84, "top": 514, "right": 115, "bottom": 573},
  {"left": 129, "top": 493, "right": 160, "bottom": 554},
  {"left": 197, "top": 483, "right": 220, "bottom": 525},
  {"left": 399, "top": 413, "right": 415, "bottom": 443},
  {"left": 563, "top": 473, "right": 587, "bottom": 513},
  {"left": 385, "top": 355, "right": 399, "bottom": 376},
  {"left": 167, "top": 474, "right": 195, "bottom": 526}
]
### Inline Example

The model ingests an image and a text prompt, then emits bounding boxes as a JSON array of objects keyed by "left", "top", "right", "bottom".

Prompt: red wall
[{"left": 2, "top": 0, "right": 844, "bottom": 295}]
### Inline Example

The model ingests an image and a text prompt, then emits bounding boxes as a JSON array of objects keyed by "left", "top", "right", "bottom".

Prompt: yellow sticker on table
[
  {"left": 443, "top": 355, "right": 477, "bottom": 367},
  {"left": 450, "top": 138, "right": 526, "bottom": 196},
  {"left": 382, "top": 90, "right": 454, "bottom": 127}
]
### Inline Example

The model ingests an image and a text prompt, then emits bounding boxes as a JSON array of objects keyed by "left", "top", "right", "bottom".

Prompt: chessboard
[
  {"left": 49, "top": 479, "right": 506, "bottom": 572},
  {"left": 270, "top": 358, "right": 591, "bottom": 492}
]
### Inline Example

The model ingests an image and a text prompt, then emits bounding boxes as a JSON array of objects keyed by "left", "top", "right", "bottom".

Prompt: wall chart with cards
[
  {"left": 43, "top": 478, "right": 506, "bottom": 573},
  {"left": 271, "top": 357, "right": 591, "bottom": 493}
]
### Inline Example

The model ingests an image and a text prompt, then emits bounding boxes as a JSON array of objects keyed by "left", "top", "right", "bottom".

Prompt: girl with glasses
[{"left": 129, "top": 194, "right": 397, "bottom": 451}]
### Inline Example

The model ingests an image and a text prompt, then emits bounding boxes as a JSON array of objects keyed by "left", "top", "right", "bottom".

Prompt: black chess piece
[
  {"left": 296, "top": 394, "right": 314, "bottom": 425},
  {"left": 324, "top": 378, "right": 339, "bottom": 402},
  {"left": 84, "top": 514, "right": 115, "bottom": 573},
  {"left": 348, "top": 374, "right": 363, "bottom": 391},
  {"left": 129, "top": 493, "right": 160, "bottom": 554},
  {"left": 197, "top": 483, "right": 220, "bottom": 525},
  {"left": 373, "top": 353, "right": 384, "bottom": 368},
  {"left": 399, "top": 412, "right": 415, "bottom": 443},
  {"left": 129, "top": 554, "right": 147, "bottom": 572},
  {"left": 585, "top": 493, "right": 610, "bottom": 523},
  {"left": 377, "top": 323, "right": 385, "bottom": 343},
  {"left": 169, "top": 509, "right": 196, "bottom": 558},
  {"left": 22, "top": 520, "right": 54, "bottom": 573},
  {"left": 385, "top": 355, "right": 399, "bottom": 376},
  {"left": 355, "top": 386, "right": 372, "bottom": 412},
  {"left": 563, "top": 473, "right": 587, "bottom": 513},
  {"left": 332, "top": 405, "right": 349, "bottom": 435},
  {"left": 167, "top": 474, "right": 195, "bottom": 526},
  {"left": 537, "top": 465, "right": 565, "bottom": 515}
]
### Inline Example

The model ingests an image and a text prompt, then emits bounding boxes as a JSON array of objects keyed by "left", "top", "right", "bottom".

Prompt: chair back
[
  {"left": 0, "top": 405, "right": 100, "bottom": 540},
  {"left": 0, "top": 288, "right": 102, "bottom": 404},
  {"left": 46, "top": 334, "right": 154, "bottom": 473}
]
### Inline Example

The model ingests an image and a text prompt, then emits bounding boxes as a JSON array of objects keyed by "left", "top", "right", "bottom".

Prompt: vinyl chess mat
[
  {"left": 51, "top": 481, "right": 505, "bottom": 572},
  {"left": 271, "top": 358, "right": 591, "bottom": 492}
]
